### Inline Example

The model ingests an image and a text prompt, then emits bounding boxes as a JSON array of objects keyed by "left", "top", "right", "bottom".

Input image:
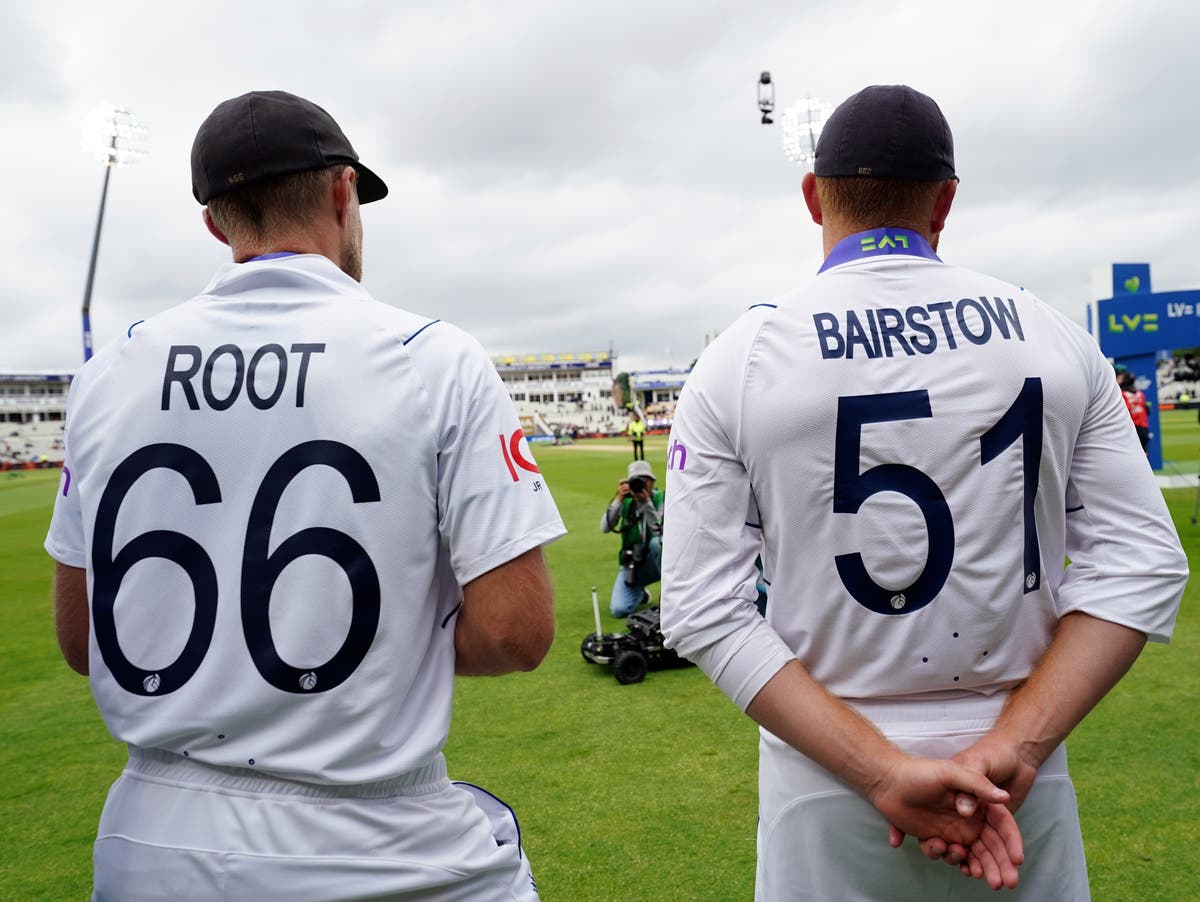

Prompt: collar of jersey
[
  {"left": 203, "top": 253, "right": 366, "bottom": 299},
  {"left": 818, "top": 228, "right": 941, "bottom": 273}
]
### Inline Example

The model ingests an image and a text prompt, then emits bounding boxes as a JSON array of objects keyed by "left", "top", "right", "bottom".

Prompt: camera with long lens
[
  {"left": 621, "top": 542, "right": 649, "bottom": 585},
  {"left": 627, "top": 475, "right": 647, "bottom": 495}
]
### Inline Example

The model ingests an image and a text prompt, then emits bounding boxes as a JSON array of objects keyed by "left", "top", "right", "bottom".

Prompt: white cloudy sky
[{"left": 4, "top": 0, "right": 1198, "bottom": 375}]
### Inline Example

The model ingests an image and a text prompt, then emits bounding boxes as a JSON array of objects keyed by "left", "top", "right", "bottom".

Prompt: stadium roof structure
[
  {"left": 0, "top": 371, "right": 75, "bottom": 382},
  {"left": 630, "top": 368, "right": 690, "bottom": 391},
  {"left": 490, "top": 351, "right": 612, "bottom": 372}
]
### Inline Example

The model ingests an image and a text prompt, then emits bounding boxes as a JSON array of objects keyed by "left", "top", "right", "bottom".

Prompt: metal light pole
[
  {"left": 780, "top": 97, "right": 832, "bottom": 167},
  {"left": 80, "top": 103, "right": 148, "bottom": 362}
]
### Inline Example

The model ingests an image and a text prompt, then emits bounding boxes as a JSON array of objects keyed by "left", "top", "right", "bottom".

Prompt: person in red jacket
[{"left": 1117, "top": 368, "right": 1150, "bottom": 452}]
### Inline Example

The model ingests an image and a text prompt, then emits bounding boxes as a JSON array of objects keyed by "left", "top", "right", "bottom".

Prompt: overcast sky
[{"left": 4, "top": 0, "right": 1198, "bottom": 375}]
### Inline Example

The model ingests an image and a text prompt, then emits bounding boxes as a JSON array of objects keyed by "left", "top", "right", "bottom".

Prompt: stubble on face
[{"left": 340, "top": 207, "right": 363, "bottom": 282}]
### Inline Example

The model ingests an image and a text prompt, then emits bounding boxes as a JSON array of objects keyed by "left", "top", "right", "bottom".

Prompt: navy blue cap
[
  {"left": 814, "top": 85, "right": 955, "bottom": 181},
  {"left": 191, "top": 91, "right": 388, "bottom": 204}
]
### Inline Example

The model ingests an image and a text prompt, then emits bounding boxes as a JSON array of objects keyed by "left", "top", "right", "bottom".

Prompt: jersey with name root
[
  {"left": 660, "top": 230, "right": 1186, "bottom": 709},
  {"left": 46, "top": 254, "right": 566, "bottom": 784}
]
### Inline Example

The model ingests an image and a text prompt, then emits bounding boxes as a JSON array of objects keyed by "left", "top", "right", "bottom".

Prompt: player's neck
[
  {"left": 233, "top": 239, "right": 322, "bottom": 264},
  {"left": 821, "top": 221, "right": 937, "bottom": 258}
]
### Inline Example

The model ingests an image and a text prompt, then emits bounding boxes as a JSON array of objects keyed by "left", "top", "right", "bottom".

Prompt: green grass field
[{"left": 1, "top": 425, "right": 1197, "bottom": 900}]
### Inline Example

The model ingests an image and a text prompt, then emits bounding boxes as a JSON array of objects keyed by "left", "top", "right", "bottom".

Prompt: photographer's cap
[
  {"left": 814, "top": 85, "right": 954, "bottom": 181},
  {"left": 191, "top": 90, "right": 388, "bottom": 205},
  {"left": 628, "top": 460, "right": 656, "bottom": 480}
]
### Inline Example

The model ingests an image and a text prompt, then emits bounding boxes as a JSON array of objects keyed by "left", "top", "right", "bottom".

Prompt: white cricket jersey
[
  {"left": 660, "top": 229, "right": 1187, "bottom": 710},
  {"left": 45, "top": 254, "right": 565, "bottom": 784}
]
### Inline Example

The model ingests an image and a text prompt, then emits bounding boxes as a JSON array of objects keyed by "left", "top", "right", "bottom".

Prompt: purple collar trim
[
  {"left": 244, "top": 251, "right": 300, "bottom": 262},
  {"left": 818, "top": 228, "right": 940, "bottom": 273}
]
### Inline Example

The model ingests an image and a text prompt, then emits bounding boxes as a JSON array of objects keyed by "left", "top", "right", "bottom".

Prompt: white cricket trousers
[
  {"left": 756, "top": 693, "right": 1090, "bottom": 902},
  {"left": 92, "top": 747, "right": 539, "bottom": 901}
]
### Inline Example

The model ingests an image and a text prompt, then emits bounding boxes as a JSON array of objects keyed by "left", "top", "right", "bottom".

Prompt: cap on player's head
[
  {"left": 191, "top": 90, "right": 388, "bottom": 205},
  {"left": 814, "top": 85, "right": 955, "bottom": 181},
  {"left": 628, "top": 460, "right": 656, "bottom": 481}
]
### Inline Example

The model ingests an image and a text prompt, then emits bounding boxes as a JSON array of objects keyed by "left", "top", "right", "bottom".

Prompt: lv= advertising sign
[{"left": 1089, "top": 263, "right": 1200, "bottom": 470}]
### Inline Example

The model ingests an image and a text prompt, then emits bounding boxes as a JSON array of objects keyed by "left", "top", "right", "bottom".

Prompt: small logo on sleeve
[
  {"left": 667, "top": 438, "right": 688, "bottom": 472},
  {"left": 61, "top": 466, "right": 72, "bottom": 497},
  {"left": 500, "top": 428, "right": 541, "bottom": 482}
]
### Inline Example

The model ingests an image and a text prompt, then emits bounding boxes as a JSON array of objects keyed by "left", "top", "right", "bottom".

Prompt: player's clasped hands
[
  {"left": 871, "top": 754, "right": 1024, "bottom": 891},
  {"left": 913, "top": 737, "right": 1039, "bottom": 888}
]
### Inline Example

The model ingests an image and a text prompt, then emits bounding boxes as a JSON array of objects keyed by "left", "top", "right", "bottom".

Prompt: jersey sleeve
[
  {"left": 660, "top": 319, "right": 795, "bottom": 711},
  {"left": 44, "top": 382, "right": 86, "bottom": 567},
  {"left": 408, "top": 324, "right": 566, "bottom": 586},
  {"left": 1056, "top": 347, "right": 1187, "bottom": 642},
  {"left": 44, "top": 459, "right": 85, "bottom": 566}
]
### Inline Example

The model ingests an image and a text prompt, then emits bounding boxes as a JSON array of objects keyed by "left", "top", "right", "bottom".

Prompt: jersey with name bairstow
[
  {"left": 45, "top": 254, "right": 566, "bottom": 784},
  {"left": 660, "top": 229, "right": 1186, "bottom": 709}
]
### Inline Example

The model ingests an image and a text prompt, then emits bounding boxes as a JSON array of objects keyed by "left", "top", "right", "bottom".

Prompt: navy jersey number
[
  {"left": 834, "top": 379, "right": 1043, "bottom": 615},
  {"left": 834, "top": 392, "right": 954, "bottom": 615},
  {"left": 91, "top": 441, "right": 381, "bottom": 696},
  {"left": 979, "top": 378, "right": 1043, "bottom": 593},
  {"left": 242, "top": 441, "right": 381, "bottom": 693},
  {"left": 92, "top": 444, "right": 221, "bottom": 695}
]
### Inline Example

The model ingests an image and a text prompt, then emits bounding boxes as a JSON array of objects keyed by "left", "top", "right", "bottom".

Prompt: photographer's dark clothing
[{"left": 601, "top": 488, "right": 664, "bottom": 616}]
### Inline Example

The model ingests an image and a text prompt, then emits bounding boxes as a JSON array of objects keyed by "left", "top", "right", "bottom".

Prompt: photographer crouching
[{"left": 600, "top": 460, "right": 664, "bottom": 617}]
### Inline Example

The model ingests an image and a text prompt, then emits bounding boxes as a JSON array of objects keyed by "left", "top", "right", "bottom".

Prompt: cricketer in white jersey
[
  {"left": 660, "top": 84, "right": 1187, "bottom": 902},
  {"left": 45, "top": 91, "right": 565, "bottom": 901}
]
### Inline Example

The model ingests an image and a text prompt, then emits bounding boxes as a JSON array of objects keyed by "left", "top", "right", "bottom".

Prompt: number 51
[{"left": 832, "top": 378, "right": 1042, "bottom": 615}]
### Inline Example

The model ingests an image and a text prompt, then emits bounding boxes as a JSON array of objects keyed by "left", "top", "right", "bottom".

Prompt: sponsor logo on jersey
[
  {"left": 500, "top": 428, "right": 541, "bottom": 482},
  {"left": 859, "top": 232, "right": 909, "bottom": 252},
  {"left": 819, "top": 227, "right": 937, "bottom": 273},
  {"left": 812, "top": 296, "right": 1025, "bottom": 360},
  {"left": 667, "top": 438, "right": 688, "bottom": 472}
]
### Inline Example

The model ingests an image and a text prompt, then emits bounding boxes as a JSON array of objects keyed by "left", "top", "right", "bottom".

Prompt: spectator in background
[
  {"left": 1117, "top": 367, "right": 1150, "bottom": 453},
  {"left": 601, "top": 460, "right": 664, "bottom": 617},
  {"left": 627, "top": 410, "right": 646, "bottom": 460}
]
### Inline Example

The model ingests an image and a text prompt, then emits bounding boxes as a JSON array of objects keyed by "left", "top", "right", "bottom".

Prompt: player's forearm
[
  {"left": 454, "top": 618, "right": 549, "bottom": 675},
  {"left": 746, "top": 659, "right": 907, "bottom": 798},
  {"left": 53, "top": 562, "right": 89, "bottom": 675},
  {"left": 454, "top": 548, "right": 556, "bottom": 676},
  {"left": 985, "top": 612, "right": 1146, "bottom": 769}
]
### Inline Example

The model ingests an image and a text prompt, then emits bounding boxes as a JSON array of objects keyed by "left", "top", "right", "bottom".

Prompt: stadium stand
[
  {"left": 493, "top": 351, "right": 628, "bottom": 437},
  {"left": 0, "top": 372, "right": 70, "bottom": 468},
  {"left": 1158, "top": 353, "right": 1200, "bottom": 404},
  {"left": 630, "top": 369, "right": 688, "bottom": 429}
]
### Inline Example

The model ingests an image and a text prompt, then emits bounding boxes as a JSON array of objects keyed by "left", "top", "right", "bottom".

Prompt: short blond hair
[
  {"left": 206, "top": 164, "right": 347, "bottom": 247},
  {"left": 815, "top": 176, "right": 951, "bottom": 232}
]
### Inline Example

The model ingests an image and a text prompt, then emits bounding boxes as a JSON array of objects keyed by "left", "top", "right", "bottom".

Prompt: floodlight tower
[
  {"left": 79, "top": 103, "right": 149, "bottom": 362},
  {"left": 780, "top": 97, "right": 832, "bottom": 167},
  {"left": 757, "top": 71, "right": 775, "bottom": 124}
]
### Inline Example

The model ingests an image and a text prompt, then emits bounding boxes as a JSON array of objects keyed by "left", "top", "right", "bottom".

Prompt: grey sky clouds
[{"left": 4, "top": 0, "right": 1198, "bottom": 374}]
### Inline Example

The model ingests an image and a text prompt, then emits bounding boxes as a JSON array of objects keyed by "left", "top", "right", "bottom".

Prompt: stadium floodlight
[
  {"left": 780, "top": 97, "right": 832, "bottom": 168},
  {"left": 79, "top": 102, "right": 149, "bottom": 362},
  {"left": 757, "top": 71, "right": 775, "bottom": 124}
]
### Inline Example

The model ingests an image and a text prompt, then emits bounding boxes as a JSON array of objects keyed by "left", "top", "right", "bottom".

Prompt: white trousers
[
  {"left": 756, "top": 694, "right": 1090, "bottom": 902},
  {"left": 92, "top": 747, "right": 538, "bottom": 902}
]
